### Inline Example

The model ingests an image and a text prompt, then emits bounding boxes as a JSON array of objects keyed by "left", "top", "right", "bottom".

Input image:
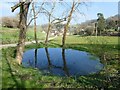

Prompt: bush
[
  {"left": 84, "top": 26, "right": 94, "bottom": 36},
  {"left": 1, "top": 17, "right": 19, "bottom": 28}
]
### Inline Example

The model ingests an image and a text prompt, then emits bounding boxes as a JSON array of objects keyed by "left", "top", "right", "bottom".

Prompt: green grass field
[
  {"left": 0, "top": 27, "right": 46, "bottom": 44},
  {"left": 1, "top": 35, "right": 120, "bottom": 88},
  {"left": 0, "top": 27, "right": 19, "bottom": 31}
]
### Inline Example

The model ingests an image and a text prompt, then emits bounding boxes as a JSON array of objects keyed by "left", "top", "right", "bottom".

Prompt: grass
[
  {"left": 1, "top": 35, "right": 120, "bottom": 89},
  {"left": 53, "top": 35, "right": 119, "bottom": 44},
  {"left": 0, "top": 27, "right": 19, "bottom": 31},
  {"left": 1, "top": 27, "right": 46, "bottom": 44},
  {"left": 26, "top": 27, "right": 46, "bottom": 42}
]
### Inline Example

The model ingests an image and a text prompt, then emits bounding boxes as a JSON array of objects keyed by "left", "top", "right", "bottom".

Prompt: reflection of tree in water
[
  {"left": 45, "top": 48, "right": 69, "bottom": 76},
  {"left": 28, "top": 59, "right": 33, "bottom": 66},
  {"left": 34, "top": 49, "right": 37, "bottom": 68},
  {"left": 45, "top": 47, "right": 52, "bottom": 68},
  {"left": 62, "top": 48, "right": 69, "bottom": 76},
  {"left": 28, "top": 49, "right": 37, "bottom": 67}
]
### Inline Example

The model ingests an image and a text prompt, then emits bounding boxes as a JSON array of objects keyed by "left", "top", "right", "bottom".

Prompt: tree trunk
[
  {"left": 62, "top": 2, "right": 75, "bottom": 47},
  {"left": 45, "top": 23, "right": 51, "bottom": 45},
  {"left": 62, "top": 25, "right": 68, "bottom": 47},
  {"left": 45, "top": 15, "right": 51, "bottom": 45},
  {"left": 16, "top": 2, "right": 30, "bottom": 65},
  {"left": 32, "top": 2, "right": 38, "bottom": 45},
  {"left": 44, "top": 3, "right": 56, "bottom": 45},
  {"left": 95, "top": 23, "right": 98, "bottom": 36},
  {"left": 96, "top": 27, "right": 98, "bottom": 36}
]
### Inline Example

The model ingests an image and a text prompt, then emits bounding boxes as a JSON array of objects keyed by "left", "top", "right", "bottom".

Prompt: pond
[{"left": 22, "top": 48, "right": 103, "bottom": 76}]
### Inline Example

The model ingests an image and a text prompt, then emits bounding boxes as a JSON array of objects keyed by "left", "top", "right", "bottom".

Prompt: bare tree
[
  {"left": 43, "top": 2, "right": 68, "bottom": 45},
  {"left": 42, "top": 2, "right": 56, "bottom": 45},
  {"left": 62, "top": 1, "right": 84, "bottom": 47},
  {"left": 62, "top": 48, "right": 69, "bottom": 76},
  {"left": 32, "top": 2, "right": 38, "bottom": 45},
  {"left": 11, "top": 0, "right": 31, "bottom": 65},
  {"left": 62, "top": 1, "right": 76, "bottom": 47},
  {"left": 30, "top": 2, "right": 44, "bottom": 45}
]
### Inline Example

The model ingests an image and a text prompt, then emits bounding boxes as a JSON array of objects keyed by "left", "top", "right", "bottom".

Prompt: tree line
[
  {"left": 72, "top": 14, "right": 118, "bottom": 36},
  {"left": 1, "top": 13, "right": 118, "bottom": 36}
]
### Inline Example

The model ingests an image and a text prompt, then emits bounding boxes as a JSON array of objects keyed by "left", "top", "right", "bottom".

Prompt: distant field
[
  {"left": 53, "top": 35, "right": 119, "bottom": 45},
  {"left": 1, "top": 27, "right": 119, "bottom": 45},
  {"left": 0, "top": 27, "right": 46, "bottom": 44}
]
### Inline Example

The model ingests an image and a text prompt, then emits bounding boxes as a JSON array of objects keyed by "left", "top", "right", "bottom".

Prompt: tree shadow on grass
[
  {"left": 75, "top": 73, "right": 119, "bottom": 89},
  {"left": 68, "top": 43, "right": 119, "bottom": 58},
  {"left": 66, "top": 43, "right": 119, "bottom": 88},
  {"left": 3, "top": 50, "right": 25, "bottom": 88},
  {"left": 47, "top": 42, "right": 119, "bottom": 88},
  {"left": 49, "top": 41, "right": 119, "bottom": 52},
  {"left": 4, "top": 42, "right": 119, "bottom": 88},
  {"left": 48, "top": 42, "right": 62, "bottom": 47}
]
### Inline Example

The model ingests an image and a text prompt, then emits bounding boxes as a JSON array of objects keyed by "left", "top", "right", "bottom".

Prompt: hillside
[{"left": 79, "top": 14, "right": 118, "bottom": 28}]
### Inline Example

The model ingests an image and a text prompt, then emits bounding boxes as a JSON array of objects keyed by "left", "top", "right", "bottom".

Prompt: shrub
[
  {"left": 1, "top": 17, "right": 19, "bottom": 28},
  {"left": 84, "top": 26, "right": 94, "bottom": 36}
]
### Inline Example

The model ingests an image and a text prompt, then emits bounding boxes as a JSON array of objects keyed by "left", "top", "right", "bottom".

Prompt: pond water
[{"left": 22, "top": 48, "right": 103, "bottom": 76}]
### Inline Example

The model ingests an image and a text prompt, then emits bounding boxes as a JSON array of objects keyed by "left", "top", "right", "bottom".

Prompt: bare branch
[
  {"left": 11, "top": 2, "right": 24, "bottom": 12},
  {"left": 27, "top": 17, "right": 37, "bottom": 27},
  {"left": 11, "top": 0, "right": 33, "bottom": 12},
  {"left": 41, "top": 8, "right": 51, "bottom": 16},
  {"left": 51, "top": 17, "right": 67, "bottom": 24},
  {"left": 27, "top": 2, "right": 44, "bottom": 27},
  {"left": 35, "top": 2, "right": 45, "bottom": 17}
]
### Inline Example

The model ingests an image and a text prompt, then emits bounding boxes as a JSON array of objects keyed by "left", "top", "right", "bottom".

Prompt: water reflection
[
  {"left": 22, "top": 48, "right": 103, "bottom": 76},
  {"left": 62, "top": 48, "right": 69, "bottom": 76},
  {"left": 45, "top": 47, "right": 52, "bottom": 68},
  {"left": 45, "top": 48, "right": 69, "bottom": 76},
  {"left": 34, "top": 49, "right": 37, "bottom": 68}
]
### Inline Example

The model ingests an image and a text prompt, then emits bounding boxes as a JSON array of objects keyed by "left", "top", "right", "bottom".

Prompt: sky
[{"left": 0, "top": 0, "right": 119, "bottom": 25}]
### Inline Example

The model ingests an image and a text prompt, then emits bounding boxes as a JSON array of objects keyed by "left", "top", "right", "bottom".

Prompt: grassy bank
[{"left": 2, "top": 36, "right": 120, "bottom": 89}]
